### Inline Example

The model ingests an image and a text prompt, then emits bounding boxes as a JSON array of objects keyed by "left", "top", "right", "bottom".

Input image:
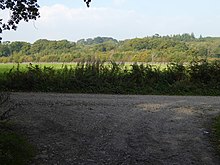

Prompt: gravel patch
[{"left": 10, "top": 93, "right": 220, "bottom": 165}]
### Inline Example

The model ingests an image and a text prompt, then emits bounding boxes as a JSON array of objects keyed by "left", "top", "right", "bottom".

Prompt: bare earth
[{"left": 10, "top": 93, "right": 220, "bottom": 165}]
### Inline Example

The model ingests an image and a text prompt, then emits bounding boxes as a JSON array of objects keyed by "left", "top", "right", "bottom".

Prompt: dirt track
[{"left": 10, "top": 93, "right": 220, "bottom": 165}]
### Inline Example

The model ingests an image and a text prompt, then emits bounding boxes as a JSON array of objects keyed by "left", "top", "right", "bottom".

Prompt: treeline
[{"left": 0, "top": 33, "right": 220, "bottom": 63}]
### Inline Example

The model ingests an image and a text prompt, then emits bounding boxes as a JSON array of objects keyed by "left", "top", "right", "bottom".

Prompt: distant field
[
  {"left": 0, "top": 62, "right": 168, "bottom": 74},
  {"left": 0, "top": 63, "right": 79, "bottom": 74},
  {"left": 0, "top": 63, "right": 25, "bottom": 74}
]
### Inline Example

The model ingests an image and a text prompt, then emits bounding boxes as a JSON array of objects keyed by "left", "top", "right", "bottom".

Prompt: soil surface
[{"left": 10, "top": 92, "right": 220, "bottom": 165}]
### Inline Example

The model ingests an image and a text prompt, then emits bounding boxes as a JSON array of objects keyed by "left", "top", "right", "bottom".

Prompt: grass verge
[
  {"left": 212, "top": 115, "right": 220, "bottom": 154},
  {"left": 0, "top": 123, "right": 35, "bottom": 165}
]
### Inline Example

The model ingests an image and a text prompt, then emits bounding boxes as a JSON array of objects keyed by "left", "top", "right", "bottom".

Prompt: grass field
[
  {"left": 0, "top": 62, "right": 168, "bottom": 74},
  {"left": 0, "top": 63, "right": 21, "bottom": 74},
  {"left": 0, "top": 63, "right": 79, "bottom": 74}
]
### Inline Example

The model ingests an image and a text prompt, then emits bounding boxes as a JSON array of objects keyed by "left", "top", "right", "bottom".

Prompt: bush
[
  {"left": 0, "top": 132, "right": 35, "bottom": 165},
  {"left": 212, "top": 115, "right": 220, "bottom": 154},
  {"left": 1, "top": 61, "right": 220, "bottom": 95},
  {"left": 189, "top": 60, "right": 220, "bottom": 85},
  {"left": 0, "top": 92, "right": 35, "bottom": 165}
]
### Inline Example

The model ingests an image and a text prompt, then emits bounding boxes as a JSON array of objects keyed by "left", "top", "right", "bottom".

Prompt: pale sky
[{"left": 1, "top": 0, "right": 220, "bottom": 43}]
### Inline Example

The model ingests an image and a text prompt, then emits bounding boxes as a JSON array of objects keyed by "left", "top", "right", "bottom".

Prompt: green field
[
  {"left": 0, "top": 63, "right": 78, "bottom": 74},
  {"left": 0, "top": 62, "right": 167, "bottom": 74},
  {"left": 0, "top": 63, "right": 21, "bottom": 73}
]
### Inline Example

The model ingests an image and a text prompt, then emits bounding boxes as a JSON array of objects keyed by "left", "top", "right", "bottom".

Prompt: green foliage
[
  {"left": 0, "top": 44, "right": 10, "bottom": 57},
  {"left": 0, "top": 131, "right": 35, "bottom": 165},
  {"left": 77, "top": 37, "right": 118, "bottom": 45},
  {"left": 163, "top": 63, "right": 187, "bottom": 84},
  {"left": 0, "top": 0, "right": 40, "bottom": 40},
  {"left": 1, "top": 61, "right": 220, "bottom": 95},
  {"left": 212, "top": 115, "right": 220, "bottom": 153},
  {"left": 171, "top": 33, "right": 196, "bottom": 42},
  {"left": 1, "top": 34, "right": 220, "bottom": 63},
  {"left": 189, "top": 60, "right": 220, "bottom": 85},
  {"left": 0, "top": 91, "right": 35, "bottom": 165}
]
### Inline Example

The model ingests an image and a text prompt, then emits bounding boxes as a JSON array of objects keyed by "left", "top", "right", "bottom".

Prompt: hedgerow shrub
[{"left": 1, "top": 60, "right": 220, "bottom": 95}]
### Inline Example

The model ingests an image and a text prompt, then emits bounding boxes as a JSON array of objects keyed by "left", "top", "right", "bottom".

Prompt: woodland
[{"left": 0, "top": 33, "right": 220, "bottom": 63}]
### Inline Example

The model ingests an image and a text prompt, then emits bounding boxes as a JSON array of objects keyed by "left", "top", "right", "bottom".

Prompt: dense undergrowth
[
  {"left": 212, "top": 116, "right": 220, "bottom": 155},
  {"left": 0, "top": 60, "right": 220, "bottom": 95},
  {"left": 0, "top": 92, "right": 35, "bottom": 165},
  {"left": 0, "top": 129, "right": 35, "bottom": 165}
]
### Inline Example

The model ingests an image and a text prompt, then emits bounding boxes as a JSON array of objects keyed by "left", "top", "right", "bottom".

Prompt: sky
[{"left": 1, "top": 0, "right": 220, "bottom": 43}]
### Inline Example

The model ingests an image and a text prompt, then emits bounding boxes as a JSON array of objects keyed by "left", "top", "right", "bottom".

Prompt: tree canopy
[
  {"left": 0, "top": 0, "right": 40, "bottom": 40},
  {"left": 84, "top": 0, "right": 92, "bottom": 7},
  {"left": 0, "top": 0, "right": 92, "bottom": 41},
  {"left": 0, "top": 34, "right": 219, "bottom": 63}
]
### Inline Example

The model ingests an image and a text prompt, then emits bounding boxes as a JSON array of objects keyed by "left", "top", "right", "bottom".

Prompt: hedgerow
[{"left": 1, "top": 60, "right": 220, "bottom": 95}]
